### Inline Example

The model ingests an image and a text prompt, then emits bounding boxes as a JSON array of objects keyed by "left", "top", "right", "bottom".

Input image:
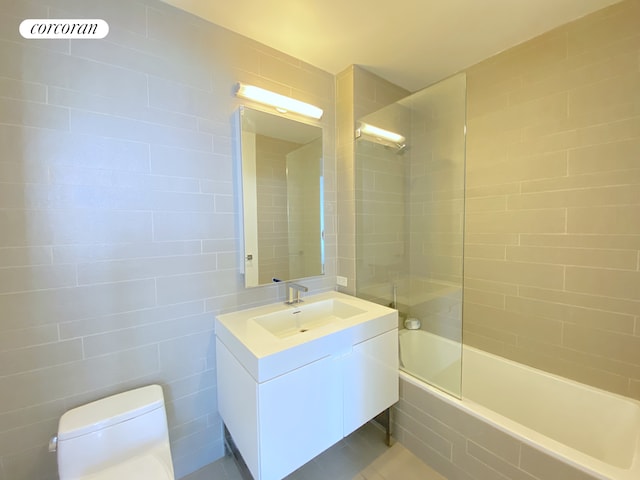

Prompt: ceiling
[{"left": 160, "top": 0, "right": 622, "bottom": 92}]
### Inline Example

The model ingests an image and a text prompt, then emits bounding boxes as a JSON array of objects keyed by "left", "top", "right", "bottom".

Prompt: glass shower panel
[{"left": 355, "top": 73, "right": 466, "bottom": 398}]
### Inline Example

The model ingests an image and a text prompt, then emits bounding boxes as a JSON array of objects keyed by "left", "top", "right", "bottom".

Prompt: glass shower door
[{"left": 355, "top": 73, "right": 466, "bottom": 398}]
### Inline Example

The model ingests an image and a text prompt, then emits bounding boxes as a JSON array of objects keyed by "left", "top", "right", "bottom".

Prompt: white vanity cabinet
[
  {"left": 215, "top": 292, "right": 398, "bottom": 480},
  {"left": 217, "top": 339, "right": 344, "bottom": 480},
  {"left": 343, "top": 329, "right": 399, "bottom": 436}
]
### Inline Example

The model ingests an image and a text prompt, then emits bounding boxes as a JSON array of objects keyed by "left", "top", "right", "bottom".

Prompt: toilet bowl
[{"left": 55, "top": 384, "right": 175, "bottom": 480}]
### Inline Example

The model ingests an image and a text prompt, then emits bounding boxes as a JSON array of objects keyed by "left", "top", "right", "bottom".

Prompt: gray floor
[{"left": 183, "top": 422, "right": 445, "bottom": 480}]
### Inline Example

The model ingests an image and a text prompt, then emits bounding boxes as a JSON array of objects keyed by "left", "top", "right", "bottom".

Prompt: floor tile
[{"left": 182, "top": 422, "right": 444, "bottom": 480}]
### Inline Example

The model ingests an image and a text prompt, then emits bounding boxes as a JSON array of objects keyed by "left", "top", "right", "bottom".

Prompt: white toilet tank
[{"left": 56, "top": 384, "right": 175, "bottom": 480}]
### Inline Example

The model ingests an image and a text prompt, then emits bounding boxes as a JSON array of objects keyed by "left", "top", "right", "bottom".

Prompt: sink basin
[
  {"left": 254, "top": 299, "right": 366, "bottom": 338},
  {"left": 216, "top": 291, "right": 398, "bottom": 382}
]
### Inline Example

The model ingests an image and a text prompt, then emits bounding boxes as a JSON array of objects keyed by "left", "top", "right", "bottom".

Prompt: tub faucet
[{"left": 286, "top": 283, "right": 308, "bottom": 305}]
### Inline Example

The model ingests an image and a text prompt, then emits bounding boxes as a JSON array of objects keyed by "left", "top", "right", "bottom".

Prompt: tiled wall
[
  {"left": 395, "top": 376, "right": 600, "bottom": 480},
  {"left": 354, "top": 111, "right": 408, "bottom": 290},
  {"left": 408, "top": 75, "right": 466, "bottom": 287},
  {"left": 405, "top": 75, "right": 466, "bottom": 342},
  {"left": 340, "top": 1, "right": 639, "bottom": 402},
  {"left": 336, "top": 66, "right": 357, "bottom": 295},
  {"left": 464, "top": 0, "right": 640, "bottom": 400},
  {"left": 1, "top": 0, "right": 637, "bottom": 478},
  {"left": 345, "top": 2, "right": 640, "bottom": 402},
  {"left": 336, "top": 66, "right": 409, "bottom": 295},
  {"left": 0, "top": 1, "right": 335, "bottom": 479},
  {"left": 286, "top": 138, "right": 323, "bottom": 280},
  {"left": 366, "top": 1, "right": 640, "bottom": 478},
  {"left": 255, "top": 135, "right": 296, "bottom": 284},
  {"left": 254, "top": 134, "right": 324, "bottom": 284}
]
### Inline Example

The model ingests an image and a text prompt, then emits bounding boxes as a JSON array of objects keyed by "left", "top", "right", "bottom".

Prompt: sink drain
[{"left": 299, "top": 329, "right": 308, "bottom": 333}]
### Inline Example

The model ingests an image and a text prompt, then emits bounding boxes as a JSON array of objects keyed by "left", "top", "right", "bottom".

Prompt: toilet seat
[{"left": 81, "top": 452, "right": 174, "bottom": 480}]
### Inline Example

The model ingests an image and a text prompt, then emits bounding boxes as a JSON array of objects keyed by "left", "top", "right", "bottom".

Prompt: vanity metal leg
[{"left": 384, "top": 407, "right": 393, "bottom": 446}]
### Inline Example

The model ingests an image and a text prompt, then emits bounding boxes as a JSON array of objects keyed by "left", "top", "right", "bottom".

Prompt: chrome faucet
[{"left": 286, "top": 283, "right": 308, "bottom": 305}]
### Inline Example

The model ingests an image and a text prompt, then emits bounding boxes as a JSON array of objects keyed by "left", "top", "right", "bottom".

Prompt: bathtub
[{"left": 397, "top": 329, "right": 640, "bottom": 480}]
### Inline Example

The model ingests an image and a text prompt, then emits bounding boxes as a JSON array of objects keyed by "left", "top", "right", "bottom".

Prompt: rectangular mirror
[{"left": 236, "top": 106, "right": 324, "bottom": 287}]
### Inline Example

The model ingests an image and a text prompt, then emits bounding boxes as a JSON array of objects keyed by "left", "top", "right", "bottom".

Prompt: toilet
[{"left": 54, "top": 384, "right": 175, "bottom": 479}]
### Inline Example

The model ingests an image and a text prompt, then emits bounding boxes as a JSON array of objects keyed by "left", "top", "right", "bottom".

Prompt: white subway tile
[
  {"left": 69, "top": 110, "right": 213, "bottom": 152},
  {"left": 0, "top": 279, "right": 157, "bottom": 329},
  {"left": 48, "top": 86, "right": 198, "bottom": 131},
  {"left": 153, "top": 211, "right": 235, "bottom": 241},
  {"left": 52, "top": 241, "right": 201, "bottom": 263},
  {"left": 0, "top": 264, "right": 76, "bottom": 294},
  {"left": 155, "top": 270, "right": 240, "bottom": 305},
  {"left": 0, "top": 325, "right": 59, "bottom": 352},
  {"left": 59, "top": 300, "right": 205, "bottom": 339},
  {"left": 0, "top": 98, "right": 69, "bottom": 130},
  {"left": 0, "top": 339, "right": 83, "bottom": 376},
  {"left": 82, "top": 312, "right": 213, "bottom": 358},
  {"left": 0, "top": 78, "right": 47, "bottom": 103},
  {"left": 0, "top": 125, "right": 150, "bottom": 172},
  {"left": 77, "top": 253, "right": 217, "bottom": 285},
  {"left": 47, "top": 0, "right": 148, "bottom": 36},
  {"left": 150, "top": 145, "right": 231, "bottom": 180}
]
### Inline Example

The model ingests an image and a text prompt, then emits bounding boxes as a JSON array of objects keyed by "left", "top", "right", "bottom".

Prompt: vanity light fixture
[
  {"left": 356, "top": 122, "right": 405, "bottom": 145},
  {"left": 235, "top": 82, "right": 323, "bottom": 120}
]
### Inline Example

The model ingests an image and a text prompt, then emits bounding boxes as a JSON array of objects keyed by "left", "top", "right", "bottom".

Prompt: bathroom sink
[
  {"left": 215, "top": 291, "right": 398, "bottom": 382},
  {"left": 253, "top": 299, "right": 366, "bottom": 338}
]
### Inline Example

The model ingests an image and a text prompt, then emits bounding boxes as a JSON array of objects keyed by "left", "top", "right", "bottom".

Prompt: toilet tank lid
[{"left": 58, "top": 385, "right": 165, "bottom": 441}]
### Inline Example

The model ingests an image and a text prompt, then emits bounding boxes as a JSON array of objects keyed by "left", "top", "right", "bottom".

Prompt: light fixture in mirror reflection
[{"left": 236, "top": 106, "right": 325, "bottom": 287}]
